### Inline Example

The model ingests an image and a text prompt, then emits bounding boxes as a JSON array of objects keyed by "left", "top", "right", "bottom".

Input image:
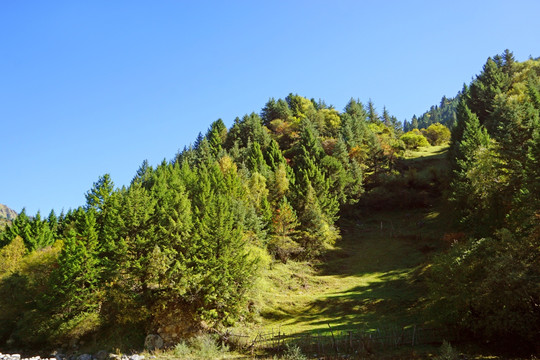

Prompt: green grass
[
  {"left": 257, "top": 206, "right": 447, "bottom": 337},
  {"left": 251, "top": 145, "right": 454, "bottom": 341}
]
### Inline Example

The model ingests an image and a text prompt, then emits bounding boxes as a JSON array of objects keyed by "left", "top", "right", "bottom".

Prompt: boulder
[
  {"left": 94, "top": 351, "right": 108, "bottom": 360},
  {"left": 144, "top": 334, "right": 164, "bottom": 351}
]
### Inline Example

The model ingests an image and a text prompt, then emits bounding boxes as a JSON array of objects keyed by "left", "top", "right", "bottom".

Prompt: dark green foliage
[
  {"left": 132, "top": 159, "right": 154, "bottom": 185},
  {"left": 225, "top": 113, "right": 271, "bottom": 150},
  {"left": 268, "top": 197, "right": 300, "bottom": 262},
  {"left": 261, "top": 97, "right": 292, "bottom": 126},
  {"left": 0, "top": 209, "right": 55, "bottom": 251},
  {"left": 411, "top": 115, "right": 419, "bottom": 129},
  {"left": 290, "top": 122, "right": 340, "bottom": 257},
  {"left": 247, "top": 141, "right": 270, "bottom": 175},
  {"left": 366, "top": 99, "right": 380, "bottom": 124},
  {"left": 265, "top": 139, "right": 287, "bottom": 171},
  {"left": 428, "top": 227, "right": 540, "bottom": 346},
  {"left": 469, "top": 57, "right": 510, "bottom": 131},
  {"left": 430, "top": 51, "right": 540, "bottom": 348},
  {"left": 341, "top": 98, "right": 368, "bottom": 149},
  {"left": 44, "top": 208, "right": 102, "bottom": 342},
  {"left": 449, "top": 102, "right": 494, "bottom": 232},
  {"left": 412, "top": 96, "right": 459, "bottom": 131}
]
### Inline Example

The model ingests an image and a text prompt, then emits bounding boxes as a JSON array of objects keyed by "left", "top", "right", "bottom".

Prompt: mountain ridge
[{"left": 0, "top": 203, "right": 18, "bottom": 221}]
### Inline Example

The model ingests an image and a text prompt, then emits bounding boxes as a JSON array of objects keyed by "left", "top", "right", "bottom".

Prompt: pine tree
[
  {"left": 247, "top": 141, "right": 269, "bottom": 175},
  {"left": 185, "top": 162, "right": 258, "bottom": 324},
  {"left": 411, "top": 115, "right": 419, "bottom": 129},
  {"left": 150, "top": 163, "right": 193, "bottom": 295},
  {"left": 468, "top": 56, "right": 510, "bottom": 132},
  {"left": 117, "top": 181, "right": 157, "bottom": 301},
  {"left": 268, "top": 197, "right": 300, "bottom": 262},
  {"left": 85, "top": 174, "right": 115, "bottom": 211},
  {"left": 47, "top": 208, "right": 102, "bottom": 339},
  {"left": 449, "top": 102, "right": 493, "bottom": 232},
  {"left": 132, "top": 159, "right": 153, "bottom": 186},
  {"left": 382, "top": 106, "right": 392, "bottom": 127},
  {"left": 225, "top": 113, "right": 271, "bottom": 150},
  {"left": 297, "top": 184, "right": 339, "bottom": 258},
  {"left": 264, "top": 139, "right": 286, "bottom": 171},
  {"left": 206, "top": 119, "right": 227, "bottom": 158},
  {"left": 366, "top": 99, "right": 380, "bottom": 124},
  {"left": 261, "top": 98, "right": 292, "bottom": 126}
]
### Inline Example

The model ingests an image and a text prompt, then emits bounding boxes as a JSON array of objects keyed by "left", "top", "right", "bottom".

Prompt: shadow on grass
[{"left": 265, "top": 270, "right": 426, "bottom": 334}]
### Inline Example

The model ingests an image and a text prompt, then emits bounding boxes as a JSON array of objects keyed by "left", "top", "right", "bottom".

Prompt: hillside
[
  {"left": 0, "top": 51, "right": 538, "bottom": 359},
  {"left": 248, "top": 146, "right": 452, "bottom": 355}
]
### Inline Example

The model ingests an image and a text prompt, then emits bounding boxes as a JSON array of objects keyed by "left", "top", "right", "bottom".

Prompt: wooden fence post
[{"left": 327, "top": 323, "right": 338, "bottom": 354}]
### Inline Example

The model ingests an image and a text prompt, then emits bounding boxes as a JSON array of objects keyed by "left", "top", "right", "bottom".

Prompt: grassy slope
[{"left": 256, "top": 145, "right": 452, "bottom": 336}]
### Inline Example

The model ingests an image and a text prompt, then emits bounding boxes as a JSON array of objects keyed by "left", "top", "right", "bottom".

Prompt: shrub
[
  {"left": 400, "top": 130, "right": 430, "bottom": 149},
  {"left": 173, "top": 334, "right": 229, "bottom": 360},
  {"left": 434, "top": 340, "right": 459, "bottom": 360},
  {"left": 422, "top": 123, "right": 451, "bottom": 145},
  {"left": 276, "top": 343, "right": 307, "bottom": 360}
]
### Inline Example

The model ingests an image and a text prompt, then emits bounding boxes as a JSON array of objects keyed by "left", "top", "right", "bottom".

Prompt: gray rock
[
  {"left": 53, "top": 353, "right": 66, "bottom": 360},
  {"left": 94, "top": 351, "right": 108, "bottom": 360},
  {"left": 77, "top": 354, "right": 92, "bottom": 360},
  {"left": 144, "top": 334, "right": 164, "bottom": 351}
]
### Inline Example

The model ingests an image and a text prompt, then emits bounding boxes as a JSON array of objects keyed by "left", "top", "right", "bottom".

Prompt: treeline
[
  {"left": 404, "top": 95, "right": 459, "bottom": 132},
  {"left": 0, "top": 94, "right": 420, "bottom": 348},
  {"left": 429, "top": 50, "right": 540, "bottom": 348}
]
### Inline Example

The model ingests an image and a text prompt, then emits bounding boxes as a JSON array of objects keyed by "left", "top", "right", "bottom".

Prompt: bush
[
  {"left": 400, "top": 130, "right": 430, "bottom": 149},
  {"left": 275, "top": 343, "right": 307, "bottom": 360},
  {"left": 173, "top": 334, "right": 229, "bottom": 360},
  {"left": 428, "top": 227, "right": 540, "bottom": 346},
  {"left": 434, "top": 341, "right": 459, "bottom": 360},
  {"left": 422, "top": 123, "right": 451, "bottom": 145}
]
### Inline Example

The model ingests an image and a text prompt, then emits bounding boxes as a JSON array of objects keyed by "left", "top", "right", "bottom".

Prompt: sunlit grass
[{"left": 256, "top": 206, "right": 448, "bottom": 336}]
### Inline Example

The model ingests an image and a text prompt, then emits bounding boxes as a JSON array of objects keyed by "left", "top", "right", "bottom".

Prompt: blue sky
[{"left": 1, "top": 0, "right": 539, "bottom": 215}]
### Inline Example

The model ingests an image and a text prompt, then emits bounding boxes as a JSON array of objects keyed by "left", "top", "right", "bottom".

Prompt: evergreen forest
[{"left": 0, "top": 50, "right": 538, "bottom": 357}]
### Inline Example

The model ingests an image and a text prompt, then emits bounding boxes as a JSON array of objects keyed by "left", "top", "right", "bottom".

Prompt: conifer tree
[
  {"left": 268, "top": 197, "right": 300, "bottom": 261},
  {"left": 116, "top": 181, "right": 157, "bottom": 302},
  {"left": 264, "top": 139, "right": 286, "bottom": 171},
  {"left": 366, "top": 99, "right": 380, "bottom": 124},
  {"left": 225, "top": 113, "right": 271, "bottom": 150},
  {"left": 206, "top": 119, "right": 227, "bottom": 158},
  {"left": 382, "top": 106, "right": 392, "bottom": 127},
  {"left": 247, "top": 141, "right": 269, "bottom": 175},
  {"left": 449, "top": 103, "right": 492, "bottom": 232},
  {"left": 132, "top": 159, "right": 154, "bottom": 186},
  {"left": 468, "top": 56, "right": 510, "bottom": 132},
  {"left": 150, "top": 163, "right": 193, "bottom": 296},
  {"left": 186, "top": 162, "right": 257, "bottom": 324},
  {"left": 86, "top": 174, "right": 115, "bottom": 211},
  {"left": 47, "top": 208, "right": 102, "bottom": 339},
  {"left": 411, "top": 115, "right": 419, "bottom": 129},
  {"left": 261, "top": 98, "right": 292, "bottom": 126}
]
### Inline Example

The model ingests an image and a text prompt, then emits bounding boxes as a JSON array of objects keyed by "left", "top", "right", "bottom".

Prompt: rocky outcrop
[
  {"left": 0, "top": 204, "right": 17, "bottom": 221},
  {"left": 151, "top": 303, "right": 201, "bottom": 347}
]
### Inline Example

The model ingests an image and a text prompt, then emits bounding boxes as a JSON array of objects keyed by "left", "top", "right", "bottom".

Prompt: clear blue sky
[{"left": 1, "top": 0, "right": 539, "bottom": 216}]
